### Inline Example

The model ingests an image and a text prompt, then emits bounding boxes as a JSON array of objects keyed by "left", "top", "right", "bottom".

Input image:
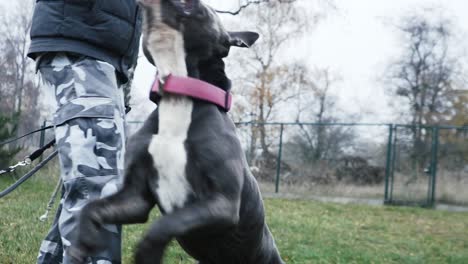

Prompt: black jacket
[{"left": 28, "top": 0, "right": 142, "bottom": 81}]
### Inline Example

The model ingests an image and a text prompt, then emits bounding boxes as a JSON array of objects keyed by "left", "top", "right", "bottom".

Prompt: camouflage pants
[{"left": 36, "top": 53, "right": 126, "bottom": 264}]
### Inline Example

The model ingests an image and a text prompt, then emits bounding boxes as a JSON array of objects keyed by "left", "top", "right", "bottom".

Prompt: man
[{"left": 29, "top": 1, "right": 142, "bottom": 263}]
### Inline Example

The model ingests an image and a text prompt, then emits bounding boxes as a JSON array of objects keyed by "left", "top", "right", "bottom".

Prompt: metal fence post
[
  {"left": 428, "top": 126, "right": 439, "bottom": 207},
  {"left": 384, "top": 124, "right": 394, "bottom": 203},
  {"left": 275, "top": 124, "right": 284, "bottom": 194},
  {"left": 39, "top": 120, "right": 47, "bottom": 162},
  {"left": 389, "top": 126, "right": 398, "bottom": 203}
]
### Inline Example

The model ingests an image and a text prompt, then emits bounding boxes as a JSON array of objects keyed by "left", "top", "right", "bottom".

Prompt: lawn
[{"left": 1, "top": 166, "right": 467, "bottom": 264}]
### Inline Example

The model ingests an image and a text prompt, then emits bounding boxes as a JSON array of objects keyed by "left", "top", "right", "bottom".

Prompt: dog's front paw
[
  {"left": 135, "top": 239, "right": 166, "bottom": 264},
  {"left": 76, "top": 208, "right": 109, "bottom": 252}
]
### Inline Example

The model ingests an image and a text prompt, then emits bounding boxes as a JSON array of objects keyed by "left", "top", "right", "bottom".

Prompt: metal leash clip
[{"left": 0, "top": 158, "right": 31, "bottom": 176}]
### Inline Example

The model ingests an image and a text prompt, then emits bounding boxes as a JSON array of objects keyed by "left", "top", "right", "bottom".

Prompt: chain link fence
[
  {"left": 107, "top": 121, "right": 468, "bottom": 208},
  {"left": 234, "top": 123, "right": 389, "bottom": 200},
  {"left": 7, "top": 119, "right": 464, "bottom": 208}
]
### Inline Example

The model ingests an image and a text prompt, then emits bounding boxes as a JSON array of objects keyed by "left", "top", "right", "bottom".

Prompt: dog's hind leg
[{"left": 134, "top": 195, "right": 240, "bottom": 264}]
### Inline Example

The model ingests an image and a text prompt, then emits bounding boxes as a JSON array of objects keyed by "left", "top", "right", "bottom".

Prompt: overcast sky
[
  {"left": 2, "top": 0, "right": 467, "bottom": 123},
  {"left": 302, "top": 0, "right": 468, "bottom": 122},
  {"left": 131, "top": 0, "right": 468, "bottom": 123}
]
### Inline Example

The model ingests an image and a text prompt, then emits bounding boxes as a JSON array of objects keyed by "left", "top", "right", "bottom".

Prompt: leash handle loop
[{"left": 27, "top": 139, "right": 56, "bottom": 162}]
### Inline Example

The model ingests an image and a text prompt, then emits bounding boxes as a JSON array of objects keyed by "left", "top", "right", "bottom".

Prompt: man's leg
[{"left": 37, "top": 53, "right": 126, "bottom": 264}]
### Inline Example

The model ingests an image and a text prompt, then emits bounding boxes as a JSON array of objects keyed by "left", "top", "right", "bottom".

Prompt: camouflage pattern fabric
[{"left": 36, "top": 53, "right": 126, "bottom": 264}]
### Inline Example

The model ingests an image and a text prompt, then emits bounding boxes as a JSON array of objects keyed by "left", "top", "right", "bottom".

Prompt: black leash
[
  {"left": 0, "top": 125, "right": 53, "bottom": 146},
  {"left": 0, "top": 150, "right": 58, "bottom": 199}
]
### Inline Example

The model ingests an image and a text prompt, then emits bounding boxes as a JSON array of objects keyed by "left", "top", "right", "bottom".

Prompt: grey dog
[{"left": 69, "top": 0, "right": 285, "bottom": 263}]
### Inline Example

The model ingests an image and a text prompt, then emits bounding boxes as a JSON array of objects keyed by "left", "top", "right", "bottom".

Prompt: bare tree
[
  {"left": 229, "top": 0, "right": 316, "bottom": 162},
  {"left": 386, "top": 12, "right": 462, "bottom": 146},
  {"left": 0, "top": 0, "right": 40, "bottom": 140},
  {"left": 384, "top": 10, "right": 468, "bottom": 184},
  {"left": 292, "top": 67, "right": 352, "bottom": 161},
  {"left": 302, "top": 68, "right": 339, "bottom": 160},
  {"left": 215, "top": 0, "right": 336, "bottom": 15}
]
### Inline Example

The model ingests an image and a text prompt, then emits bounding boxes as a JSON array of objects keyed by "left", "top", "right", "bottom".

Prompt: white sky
[
  {"left": 300, "top": 0, "right": 468, "bottom": 123},
  {"left": 131, "top": 0, "right": 468, "bottom": 122},
  {"left": 2, "top": 0, "right": 467, "bottom": 123}
]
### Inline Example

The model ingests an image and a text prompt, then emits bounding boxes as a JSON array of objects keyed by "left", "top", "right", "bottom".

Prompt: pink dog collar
[{"left": 150, "top": 74, "right": 232, "bottom": 112}]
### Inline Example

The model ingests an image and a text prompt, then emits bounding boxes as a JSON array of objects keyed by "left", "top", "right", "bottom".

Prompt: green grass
[{"left": 1, "top": 167, "right": 468, "bottom": 264}]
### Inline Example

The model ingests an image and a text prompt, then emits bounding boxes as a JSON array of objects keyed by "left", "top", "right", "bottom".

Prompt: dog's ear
[{"left": 228, "top": 32, "right": 260, "bottom": 48}]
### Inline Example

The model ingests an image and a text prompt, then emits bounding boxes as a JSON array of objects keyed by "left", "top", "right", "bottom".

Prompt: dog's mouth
[{"left": 170, "top": 0, "right": 198, "bottom": 16}]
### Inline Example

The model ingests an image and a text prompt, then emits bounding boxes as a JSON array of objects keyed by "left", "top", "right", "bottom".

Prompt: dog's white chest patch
[{"left": 148, "top": 97, "right": 193, "bottom": 213}]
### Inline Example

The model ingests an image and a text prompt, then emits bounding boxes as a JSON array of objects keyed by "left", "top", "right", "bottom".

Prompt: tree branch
[{"left": 215, "top": 0, "right": 297, "bottom": 15}]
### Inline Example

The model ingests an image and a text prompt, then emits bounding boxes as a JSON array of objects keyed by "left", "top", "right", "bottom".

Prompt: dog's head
[{"left": 138, "top": 0, "right": 259, "bottom": 89}]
